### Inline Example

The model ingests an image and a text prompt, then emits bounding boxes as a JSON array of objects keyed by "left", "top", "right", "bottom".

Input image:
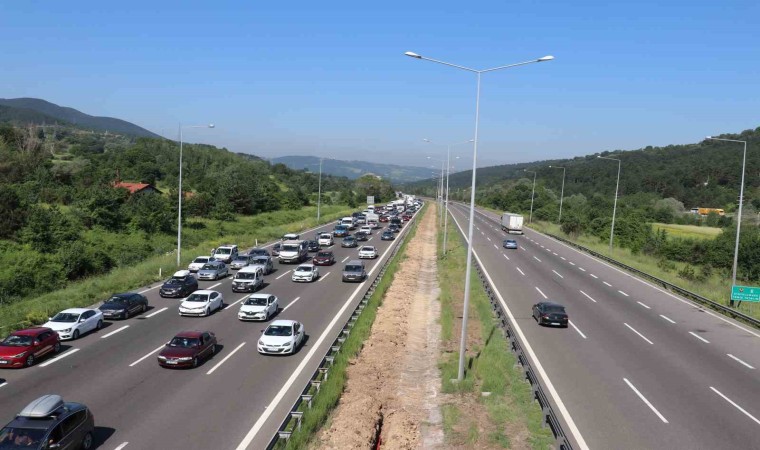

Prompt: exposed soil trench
[{"left": 314, "top": 206, "right": 443, "bottom": 449}]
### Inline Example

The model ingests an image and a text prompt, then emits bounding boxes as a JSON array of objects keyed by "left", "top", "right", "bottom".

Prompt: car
[
  {"left": 379, "top": 215, "right": 390, "bottom": 223},
  {"left": 0, "top": 395, "right": 95, "bottom": 449},
  {"left": 211, "top": 244, "right": 238, "bottom": 264},
  {"left": 341, "top": 236, "right": 358, "bottom": 248},
  {"left": 188, "top": 256, "right": 212, "bottom": 273},
  {"left": 532, "top": 302, "right": 569, "bottom": 328},
  {"left": 197, "top": 260, "right": 229, "bottom": 281},
  {"left": 381, "top": 230, "right": 395, "bottom": 241},
  {"left": 230, "top": 254, "right": 255, "bottom": 270},
  {"left": 342, "top": 260, "right": 366, "bottom": 282},
  {"left": 356, "top": 215, "right": 366, "bottom": 225},
  {"left": 159, "top": 270, "right": 198, "bottom": 298},
  {"left": 279, "top": 240, "right": 308, "bottom": 264},
  {"left": 318, "top": 233, "right": 334, "bottom": 247},
  {"left": 358, "top": 246, "right": 378, "bottom": 259},
  {"left": 306, "top": 240, "right": 320, "bottom": 252},
  {"left": 388, "top": 224, "right": 400, "bottom": 233},
  {"left": 271, "top": 243, "right": 281, "bottom": 257},
  {"left": 158, "top": 331, "right": 217, "bottom": 368},
  {"left": 312, "top": 250, "right": 335, "bottom": 266},
  {"left": 248, "top": 247, "right": 270, "bottom": 257},
  {"left": 231, "top": 266, "right": 265, "bottom": 293},
  {"left": 99, "top": 293, "right": 148, "bottom": 320},
  {"left": 354, "top": 231, "right": 368, "bottom": 241},
  {"left": 333, "top": 225, "right": 349, "bottom": 237},
  {"left": 42, "top": 308, "right": 103, "bottom": 341},
  {"left": 359, "top": 225, "right": 373, "bottom": 235},
  {"left": 503, "top": 239, "right": 518, "bottom": 249},
  {"left": 282, "top": 233, "right": 300, "bottom": 241},
  {"left": 238, "top": 294, "right": 279, "bottom": 321},
  {"left": 291, "top": 264, "right": 320, "bottom": 282},
  {"left": 0, "top": 328, "right": 60, "bottom": 368},
  {"left": 249, "top": 255, "right": 274, "bottom": 275},
  {"left": 257, "top": 320, "right": 305, "bottom": 355},
  {"left": 390, "top": 218, "right": 402, "bottom": 228},
  {"left": 367, "top": 220, "right": 380, "bottom": 229},
  {"left": 179, "top": 290, "right": 224, "bottom": 317},
  {"left": 402, "top": 213, "right": 412, "bottom": 221}
]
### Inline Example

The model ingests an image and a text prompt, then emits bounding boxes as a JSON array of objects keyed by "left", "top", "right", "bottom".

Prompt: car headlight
[
  {"left": 158, "top": 355, "right": 167, "bottom": 360},
  {"left": 62, "top": 328, "right": 72, "bottom": 333},
  {"left": 258, "top": 340, "right": 266, "bottom": 346},
  {"left": 178, "top": 357, "right": 193, "bottom": 361},
  {"left": 11, "top": 351, "right": 27, "bottom": 358}
]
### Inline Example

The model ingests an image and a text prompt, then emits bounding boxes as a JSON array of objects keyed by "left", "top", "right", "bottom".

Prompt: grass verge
[
  {"left": 276, "top": 204, "right": 426, "bottom": 450},
  {"left": 651, "top": 222, "right": 722, "bottom": 240},
  {"left": 438, "top": 214, "right": 554, "bottom": 448},
  {"left": 0, "top": 205, "right": 353, "bottom": 334}
]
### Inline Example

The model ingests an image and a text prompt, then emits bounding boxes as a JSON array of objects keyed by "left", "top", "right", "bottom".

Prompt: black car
[
  {"left": 381, "top": 231, "right": 395, "bottom": 241},
  {"left": 388, "top": 224, "right": 400, "bottom": 233},
  {"left": 354, "top": 231, "right": 368, "bottom": 241},
  {"left": 390, "top": 218, "right": 402, "bottom": 228},
  {"left": 99, "top": 293, "right": 148, "bottom": 320},
  {"left": 532, "top": 302, "right": 569, "bottom": 328},
  {"left": 341, "top": 236, "right": 358, "bottom": 248},
  {"left": 159, "top": 271, "right": 198, "bottom": 298},
  {"left": 306, "top": 240, "right": 320, "bottom": 252},
  {"left": 248, "top": 248, "right": 270, "bottom": 257},
  {"left": 0, "top": 395, "right": 95, "bottom": 450}
]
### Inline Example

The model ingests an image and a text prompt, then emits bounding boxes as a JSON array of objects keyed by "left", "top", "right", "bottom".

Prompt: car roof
[
  {"left": 173, "top": 270, "right": 192, "bottom": 277},
  {"left": 538, "top": 301, "right": 565, "bottom": 308},
  {"left": 269, "top": 319, "right": 297, "bottom": 326},
  {"left": 238, "top": 266, "right": 262, "bottom": 273},
  {"left": 296, "top": 264, "right": 315, "bottom": 269},
  {"left": 190, "top": 290, "right": 218, "bottom": 295},
  {"left": 12, "top": 327, "right": 53, "bottom": 336},
  {"left": 247, "top": 293, "right": 272, "bottom": 299},
  {"left": 57, "top": 308, "right": 91, "bottom": 314},
  {"left": 346, "top": 259, "right": 364, "bottom": 265},
  {"left": 18, "top": 395, "right": 65, "bottom": 418},
  {"left": 174, "top": 330, "right": 205, "bottom": 338}
]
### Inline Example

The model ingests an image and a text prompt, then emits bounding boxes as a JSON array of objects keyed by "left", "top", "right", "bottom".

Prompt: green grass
[
  {"left": 275, "top": 204, "right": 427, "bottom": 450},
  {"left": 0, "top": 205, "right": 353, "bottom": 334},
  {"left": 651, "top": 222, "right": 722, "bottom": 240},
  {"left": 437, "top": 217, "right": 554, "bottom": 448}
]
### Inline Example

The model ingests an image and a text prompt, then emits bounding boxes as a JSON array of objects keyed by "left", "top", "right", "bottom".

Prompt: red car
[
  {"left": 402, "top": 214, "right": 412, "bottom": 221},
  {"left": 0, "top": 327, "right": 61, "bottom": 368},
  {"left": 157, "top": 331, "right": 217, "bottom": 369},
  {"left": 379, "top": 215, "right": 390, "bottom": 223},
  {"left": 313, "top": 250, "right": 336, "bottom": 266}
]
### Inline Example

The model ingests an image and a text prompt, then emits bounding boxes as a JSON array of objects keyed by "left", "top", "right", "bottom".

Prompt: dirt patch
[{"left": 313, "top": 206, "right": 443, "bottom": 449}]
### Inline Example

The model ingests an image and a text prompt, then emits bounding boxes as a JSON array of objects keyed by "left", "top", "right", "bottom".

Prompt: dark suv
[
  {"left": 0, "top": 395, "right": 95, "bottom": 450},
  {"left": 159, "top": 271, "right": 198, "bottom": 298}
]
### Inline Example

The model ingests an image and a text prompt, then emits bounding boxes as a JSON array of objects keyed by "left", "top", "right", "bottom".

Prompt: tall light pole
[
  {"left": 442, "top": 140, "right": 471, "bottom": 255},
  {"left": 426, "top": 154, "right": 447, "bottom": 227},
  {"left": 406, "top": 50, "right": 553, "bottom": 381},
  {"left": 549, "top": 165, "right": 566, "bottom": 223},
  {"left": 177, "top": 123, "right": 215, "bottom": 266},
  {"left": 524, "top": 169, "right": 537, "bottom": 223},
  {"left": 706, "top": 136, "right": 748, "bottom": 306},
  {"left": 317, "top": 157, "right": 323, "bottom": 221},
  {"left": 597, "top": 155, "right": 621, "bottom": 254}
]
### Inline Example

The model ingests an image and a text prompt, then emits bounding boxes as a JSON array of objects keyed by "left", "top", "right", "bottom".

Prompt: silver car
[
  {"left": 197, "top": 261, "right": 229, "bottom": 281},
  {"left": 230, "top": 254, "right": 255, "bottom": 270},
  {"left": 249, "top": 255, "right": 274, "bottom": 275}
]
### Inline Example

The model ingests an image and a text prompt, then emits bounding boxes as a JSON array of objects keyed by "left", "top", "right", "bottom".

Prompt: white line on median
[
  {"left": 727, "top": 354, "right": 755, "bottom": 369},
  {"left": 317, "top": 272, "right": 331, "bottom": 282},
  {"left": 637, "top": 301, "right": 650, "bottom": 309},
  {"left": 101, "top": 325, "right": 129, "bottom": 339},
  {"left": 533, "top": 256, "right": 542, "bottom": 262},
  {"left": 624, "top": 323, "right": 654, "bottom": 345},
  {"left": 689, "top": 331, "right": 710, "bottom": 343},
  {"left": 39, "top": 348, "right": 80, "bottom": 367},
  {"left": 113, "top": 443, "right": 129, "bottom": 450},
  {"left": 624, "top": 378, "right": 669, "bottom": 423},
  {"left": 569, "top": 320, "right": 587, "bottom": 339},
  {"left": 206, "top": 342, "right": 246, "bottom": 375},
  {"left": 516, "top": 267, "right": 525, "bottom": 276},
  {"left": 590, "top": 274, "right": 598, "bottom": 278},
  {"left": 535, "top": 287, "right": 548, "bottom": 299},
  {"left": 660, "top": 314, "right": 676, "bottom": 324},
  {"left": 579, "top": 290, "right": 597, "bottom": 303},
  {"left": 129, "top": 345, "right": 165, "bottom": 367},
  {"left": 275, "top": 270, "right": 291, "bottom": 280},
  {"left": 619, "top": 290, "right": 629, "bottom": 297},
  {"left": 710, "top": 387, "right": 760, "bottom": 425},
  {"left": 603, "top": 281, "right": 612, "bottom": 287},
  {"left": 552, "top": 270, "right": 564, "bottom": 279},
  {"left": 146, "top": 307, "right": 168, "bottom": 318},
  {"left": 282, "top": 297, "right": 302, "bottom": 312}
]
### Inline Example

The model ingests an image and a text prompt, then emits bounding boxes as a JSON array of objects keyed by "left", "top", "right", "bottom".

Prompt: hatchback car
[
  {"left": 187, "top": 256, "right": 211, "bottom": 273},
  {"left": 388, "top": 224, "right": 400, "bottom": 233},
  {"left": 197, "top": 261, "right": 228, "bottom": 281},
  {"left": 179, "top": 290, "right": 224, "bottom": 317},
  {"left": 257, "top": 320, "right": 305, "bottom": 355},
  {"left": 291, "top": 264, "right": 320, "bottom": 282},
  {"left": 99, "top": 293, "right": 148, "bottom": 320},
  {"left": 159, "top": 270, "right": 198, "bottom": 298},
  {"left": 503, "top": 239, "right": 518, "bottom": 249},
  {"left": 0, "top": 328, "right": 60, "bottom": 368},
  {"left": 354, "top": 231, "right": 368, "bottom": 242},
  {"left": 306, "top": 240, "right": 320, "bottom": 252},
  {"left": 249, "top": 255, "right": 274, "bottom": 275},
  {"left": 211, "top": 244, "right": 238, "bottom": 263},
  {"left": 381, "top": 231, "right": 395, "bottom": 241},
  {"left": 312, "top": 251, "right": 335, "bottom": 266},
  {"left": 359, "top": 225, "right": 373, "bottom": 235},
  {"left": 358, "top": 246, "right": 378, "bottom": 259},
  {"left": 157, "top": 331, "right": 217, "bottom": 368},
  {"left": 532, "top": 302, "right": 569, "bottom": 328},
  {"left": 42, "top": 308, "right": 103, "bottom": 340},
  {"left": 341, "top": 236, "right": 358, "bottom": 248},
  {"left": 333, "top": 225, "right": 349, "bottom": 237},
  {"left": 342, "top": 260, "right": 367, "bottom": 282},
  {"left": 271, "top": 243, "right": 281, "bottom": 257},
  {"left": 230, "top": 254, "right": 255, "bottom": 270},
  {"left": 238, "top": 294, "right": 279, "bottom": 321},
  {"left": 0, "top": 395, "right": 95, "bottom": 450},
  {"left": 318, "top": 233, "right": 334, "bottom": 247}
]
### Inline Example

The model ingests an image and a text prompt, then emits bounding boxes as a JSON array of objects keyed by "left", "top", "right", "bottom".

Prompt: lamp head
[
  {"left": 538, "top": 55, "right": 555, "bottom": 62},
  {"left": 208, "top": 124, "right": 215, "bottom": 128},
  {"left": 405, "top": 51, "right": 422, "bottom": 59},
  {"left": 706, "top": 136, "right": 713, "bottom": 139}
]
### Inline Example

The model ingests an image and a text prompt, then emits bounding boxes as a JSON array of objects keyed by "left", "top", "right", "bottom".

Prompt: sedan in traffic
[
  {"left": 179, "top": 290, "right": 224, "bottom": 317},
  {"left": 306, "top": 240, "right": 320, "bottom": 252},
  {"left": 258, "top": 320, "right": 305, "bottom": 355},
  {"left": 341, "top": 236, "right": 358, "bottom": 248},
  {"left": 248, "top": 248, "right": 270, "bottom": 257},
  {"left": 532, "top": 302, "right": 569, "bottom": 328},
  {"left": 354, "top": 231, "right": 368, "bottom": 241},
  {"left": 188, "top": 256, "right": 211, "bottom": 273},
  {"left": 358, "top": 246, "right": 378, "bottom": 259},
  {"left": 230, "top": 254, "right": 255, "bottom": 270},
  {"left": 249, "top": 255, "right": 274, "bottom": 275},
  {"left": 197, "top": 261, "right": 228, "bottom": 281},
  {"left": 312, "top": 251, "right": 335, "bottom": 266},
  {"left": 157, "top": 331, "right": 217, "bottom": 368},
  {"left": 381, "top": 231, "right": 395, "bottom": 241},
  {"left": 42, "top": 308, "right": 103, "bottom": 340},
  {"left": 99, "top": 293, "right": 149, "bottom": 320},
  {"left": 271, "top": 243, "right": 281, "bottom": 257},
  {"left": 291, "top": 264, "right": 320, "bottom": 282},
  {"left": 159, "top": 270, "right": 198, "bottom": 298},
  {"left": 238, "top": 294, "right": 279, "bottom": 321},
  {"left": 0, "top": 327, "right": 60, "bottom": 368},
  {"left": 503, "top": 239, "right": 518, "bottom": 249}
]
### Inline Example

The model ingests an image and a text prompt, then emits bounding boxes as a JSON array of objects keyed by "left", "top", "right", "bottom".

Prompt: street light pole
[
  {"left": 549, "top": 165, "right": 566, "bottom": 223},
  {"left": 597, "top": 156, "right": 621, "bottom": 254},
  {"left": 524, "top": 169, "right": 537, "bottom": 223},
  {"left": 442, "top": 141, "right": 469, "bottom": 255},
  {"left": 706, "top": 136, "right": 748, "bottom": 306},
  {"left": 177, "top": 123, "right": 215, "bottom": 267},
  {"left": 317, "top": 157, "right": 323, "bottom": 221},
  {"left": 406, "top": 51, "right": 553, "bottom": 382}
]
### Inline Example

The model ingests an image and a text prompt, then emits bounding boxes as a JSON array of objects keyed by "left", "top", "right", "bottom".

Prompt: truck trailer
[{"left": 501, "top": 213, "right": 524, "bottom": 235}]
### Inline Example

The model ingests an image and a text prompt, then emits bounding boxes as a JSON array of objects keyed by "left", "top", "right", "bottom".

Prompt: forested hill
[{"left": 407, "top": 126, "right": 760, "bottom": 211}]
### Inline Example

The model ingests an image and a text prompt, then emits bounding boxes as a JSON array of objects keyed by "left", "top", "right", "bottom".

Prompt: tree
[
  {"left": 124, "top": 193, "right": 173, "bottom": 234},
  {"left": 21, "top": 205, "right": 80, "bottom": 252},
  {"left": 75, "top": 186, "right": 128, "bottom": 231},
  {"left": 0, "top": 186, "right": 26, "bottom": 238}
]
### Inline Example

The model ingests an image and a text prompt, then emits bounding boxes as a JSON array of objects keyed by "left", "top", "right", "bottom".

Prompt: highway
[
  {"left": 448, "top": 202, "right": 760, "bottom": 449},
  {"left": 0, "top": 211, "right": 418, "bottom": 450}
]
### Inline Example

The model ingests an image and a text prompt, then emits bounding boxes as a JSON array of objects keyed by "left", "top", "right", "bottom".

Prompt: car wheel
[
  {"left": 96, "top": 320, "right": 103, "bottom": 330},
  {"left": 192, "top": 357, "right": 198, "bottom": 368},
  {"left": 142, "top": 304, "right": 147, "bottom": 313},
  {"left": 81, "top": 432, "right": 94, "bottom": 450},
  {"left": 205, "top": 308, "right": 211, "bottom": 317},
  {"left": 25, "top": 354, "right": 35, "bottom": 367},
  {"left": 211, "top": 344, "right": 217, "bottom": 355},
  {"left": 73, "top": 329, "right": 80, "bottom": 340},
  {"left": 218, "top": 301, "right": 224, "bottom": 312},
  {"left": 53, "top": 342, "right": 61, "bottom": 353}
]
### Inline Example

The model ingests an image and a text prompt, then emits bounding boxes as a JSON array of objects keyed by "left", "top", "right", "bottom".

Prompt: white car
[
  {"left": 292, "top": 264, "right": 320, "bottom": 282},
  {"left": 238, "top": 294, "right": 279, "bottom": 321},
  {"left": 179, "top": 290, "right": 224, "bottom": 317},
  {"left": 258, "top": 320, "right": 305, "bottom": 355},
  {"left": 318, "top": 233, "right": 334, "bottom": 247},
  {"left": 359, "top": 225, "right": 373, "bottom": 235},
  {"left": 43, "top": 308, "right": 104, "bottom": 340},
  {"left": 188, "top": 256, "right": 211, "bottom": 273},
  {"left": 358, "top": 246, "right": 378, "bottom": 259},
  {"left": 367, "top": 220, "right": 379, "bottom": 229}
]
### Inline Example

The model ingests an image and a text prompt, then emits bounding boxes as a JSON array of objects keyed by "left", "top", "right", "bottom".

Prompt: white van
[
  {"left": 340, "top": 217, "right": 356, "bottom": 230},
  {"left": 232, "top": 266, "right": 264, "bottom": 293}
]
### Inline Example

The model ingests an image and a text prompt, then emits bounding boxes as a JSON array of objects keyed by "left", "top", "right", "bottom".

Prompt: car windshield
[
  {"left": 233, "top": 256, "right": 249, "bottom": 262},
  {"left": 265, "top": 325, "right": 293, "bottom": 336},
  {"left": 296, "top": 266, "right": 312, "bottom": 272},
  {"left": 201, "top": 264, "right": 217, "bottom": 270},
  {"left": 0, "top": 427, "right": 46, "bottom": 449},
  {"left": 317, "top": 252, "right": 332, "bottom": 258},
  {"left": 344, "top": 237, "right": 355, "bottom": 241},
  {"left": 193, "top": 257, "right": 209, "bottom": 263},
  {"left": 361, "top": 247, "right": 374, "bottom": 251},
  {"left": 107, "top": 296, "right": 128, "bottom": 304},
  {"left": 169, "top": 337, "right": 200, "bottom": 348},
  {"left": 282, "top": 244, "right": 299, "bottom": 252},
  {"left": 0, "top": 335, "right": 33, "bottom": 347},
  {"left": 50, "top": 312, "right": 79, "bottom": 322},
  {"left": 236, "top": 272, "right": 257, "bottom": 280},
  {"left": 186, "top": 294, "right": 209, "bottom": 303},
  {"left": 216, "top": 248, "right": 232, "bottom": 255},
  {"left": 245, "top": 297, "right": 268, "bottom": 306},
  {"left": 250, "top": 249, "right": 267, "bottom": 256},
  {"left": 320, "top": 234, "right": 331, "bottom": 239},
  {"left": 273, "top": 244, "right": 281, "bottom": 249},
  {"left": 252, "top": 257, "right": 268, "bottom": 264},
  {"left": 545, "top": 305, "right": 565, "bottom": 313},
  {"left": 346, "top": 265, "right": 362, "bottom": 272},
  {"left": 165, "top": 278, "right": 184, "bottom": 285}
]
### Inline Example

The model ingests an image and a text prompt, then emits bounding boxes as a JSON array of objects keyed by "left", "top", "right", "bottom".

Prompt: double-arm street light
[
  {"left": 597, "top": 155, "right": 621, "bottom": 254},
  {"left": 706, "top": 136, "right": 748, "bottom": 306},
  {"left": 549, "top": 165, "right": 566, "bottom": 223},
  {"left": 177, "top": 123, "right": 215, "bottom": 266},
  {"left": 406, "top": 50, "right": 553, "bottom": 381},
  {"left": 524, "top": 169, "right": 537, "bottom": 223}
]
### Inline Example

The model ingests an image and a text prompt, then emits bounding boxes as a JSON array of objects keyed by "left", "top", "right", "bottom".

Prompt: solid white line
[
  {"left": 579, "top": 267, "right": 586, "bottom": 272},
  {"left": 569, "top": 320, "right": 587, "bottom": 339},
  {"left": 275, "top": 270, "right": 291, "bottom": 280},
  {"left": 660, "top": 314, "right": 676, "bottom": 324},
  {"left": 533, "top": 256, "right": 542, "bottom": 262},
  {"left": 619, "top": 290, "right": 629, "bottom": 297},
  {"left": 624, "top": 378, "right": 669, "bottom": 423},
  {"left": 282, "top": 297, "right": 302, "bottom": 312},
  {"left": 101, "top": 325, "right": 129, "bottom": 339},
  {"left": 113, "top": 443, "right": 129, "bottom": 450},
  {"left": 516, "top": 267, "right": 525, "bottom": 276},
  {"left": 535, "top": 287, "right": 548, "bottom": 299},
  {"left": 569, "top": 262, "right": 576, "bottom": 266},
  {"left": 552, "top": 270, "right": 564, "bottom": 279},
  {"left": 503, "top": 254, "right": 510, "bottom": 261},
  {"left": 317, "top": 272, "right": 331, "bottom": 282},
  {"left": 129, "top": 345, "right": 165, "bottom": 367},
  {"left": 590, "top": 274, "right": 598, "bottom": 279},
  {"left": 145, "top": 307, "right": 168, "bottom": 318},
  {"left": 342, "top": 256, "right": 350, "bottom": 263},
  {"left": 637, "top": 301, "right": 650, "bottom": 309},
  {"left": 603, "top": 281, "right": 612, "bottom": 287},
  {"left": 138, "top": 285, "right": 160, "bottom": 294},
  {"left": 624, "top": 323, "right": 654, "bottom": 345},
  {"left": 710, "top": 387, "right": 760, "bottom": 425},
  {"left": 727, "top": 354, "right": 755, "bottom": 369},
  {"left": 579, "top": 290, "right": 597, "bottom": 303},
  {"left": 688, "top": 331, "right": 710, "bottom": 343},
  {"left": 39, "top": 348, "right": 80, "bottom": 367},
  {"left": 206, "top": 342, "right": 246, "bottom": 375}
]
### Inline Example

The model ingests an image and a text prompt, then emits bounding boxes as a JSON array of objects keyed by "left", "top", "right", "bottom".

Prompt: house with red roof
[{"left": 113, "top": 181, "right": 161, "bottom": 195}]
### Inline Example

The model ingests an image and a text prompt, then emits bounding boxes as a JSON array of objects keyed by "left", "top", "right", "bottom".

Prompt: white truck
[{"left": 501, "top": 213, "right": 524, "bottom": 235}]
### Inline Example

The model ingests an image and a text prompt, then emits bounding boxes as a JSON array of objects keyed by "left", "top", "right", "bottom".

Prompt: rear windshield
[
  {"left": 216, "top": 248, "right": 232, "bottom": 255},
  {"left": 545, "top": 305, "right": 565, "bottom": 313},
  {"left": 345, "top": 265, "right": 363, "bottom": 272},
  {"left": 317, "top": 252, "right": 332, "bottom": 257}
]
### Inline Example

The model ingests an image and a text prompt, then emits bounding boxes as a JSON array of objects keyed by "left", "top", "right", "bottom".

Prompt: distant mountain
[
  {"left": 0, "top": 98, "right": 159, "bottom": 138},
  {"left": 270, "top": 155, "right": 432, "bottom": 183}
]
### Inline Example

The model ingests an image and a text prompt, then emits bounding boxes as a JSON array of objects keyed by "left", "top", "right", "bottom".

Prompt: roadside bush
[{"left": 678, "top": 265, "right": 697, "bottom": 281}]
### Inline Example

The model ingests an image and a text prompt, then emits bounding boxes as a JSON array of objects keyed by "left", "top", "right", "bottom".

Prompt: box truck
[{"left": 501, "top": 213, "right": 524, "bottom": 235}]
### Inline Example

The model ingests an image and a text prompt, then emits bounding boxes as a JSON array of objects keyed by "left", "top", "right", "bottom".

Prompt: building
[{"left": 113, "top": 182, "right": 161, "bottom": 195}]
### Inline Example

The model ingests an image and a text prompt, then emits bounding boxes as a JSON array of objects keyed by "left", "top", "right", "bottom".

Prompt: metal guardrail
[{"left": 265, "top": 208, "right": 422, "bottom": 449}]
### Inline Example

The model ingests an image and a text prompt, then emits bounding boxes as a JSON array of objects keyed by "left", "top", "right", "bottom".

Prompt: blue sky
[{"left": 2, "top": 1, "right": 758, "bottom": 169}]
